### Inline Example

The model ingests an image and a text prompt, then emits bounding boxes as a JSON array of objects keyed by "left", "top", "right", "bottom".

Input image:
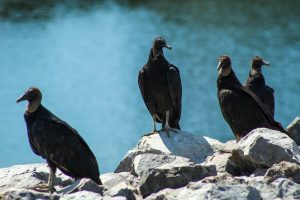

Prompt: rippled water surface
[{"left": 0, "top": 0, "right": 299, "bottom": 172}]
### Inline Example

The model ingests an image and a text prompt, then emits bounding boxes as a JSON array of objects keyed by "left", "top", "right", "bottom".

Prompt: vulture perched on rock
[
  {"left": 216, "top": 55, "right": 287, "bottom": 141},
  {"left": 138, "top": 37, "right": 182, "bottom": 134},
  {"left": 17, "top": 87, "right": 101, "bottom": 193}
]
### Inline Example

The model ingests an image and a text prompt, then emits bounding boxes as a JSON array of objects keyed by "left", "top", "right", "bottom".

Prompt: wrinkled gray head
[
  {"left": 16, "top": 87, "right": 42, "bottom": 113},
  {"left": 152, "top": 37, "right": 172, "bottom": 57},
  {"left": 251, "top": 56, "right": 270, "bottom": 75},
  {"left": 252, "top": 56, "right": 270, "bottom": 69},
  {"left": 217, "top": 55, "right": 232, "bottom": 76}
]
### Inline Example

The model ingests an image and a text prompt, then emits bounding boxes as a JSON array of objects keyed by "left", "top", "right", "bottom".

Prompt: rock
[
  {"left": 287, "top": 117, "right": 300, "bottom": 145},
  {"left": 2, "top": 129, "right": 300, "bottom": 199},
  {"left": 139, "top": 163, "right": 213, "bottom": 198},
  {"left": 1, "top": 188, "right": 60, "bottom": 200},
  {"left": 0, "top": 163, "right": 72, "bottom": 192},
  {"left": 133, "top": 153, "right": 193, "bottom": 177},
  {"left": 228, "top": 128, "right": 300, "bottom": 175},
  {"left": 101, "top": 172, "right": 139, "bottom": 190},
  {"left": 70, "top": 178, "right": 103, "bottom": 194},
  {"left": 115, "top": 130, "right": 217, "bottom": 173},
  {"left": 265, "top": 161, "right": 300, "bottom": 184},
  {"left": 101, "top": 172, "right": 140, "bottom": 200},
  {"left": 203, "top": 152, "right": 232, "bottom": 174},
  {"left": 61, "top": 191, "right": 103, "bottom": 200},
  {"left": 104, "top": 182, "right": 137, "bottom": 200},
  {"left": 146, "top": 176, "right": 300, "bottom": 200}
]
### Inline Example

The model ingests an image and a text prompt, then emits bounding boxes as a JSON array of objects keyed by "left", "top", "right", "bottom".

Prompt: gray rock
[
  {"left": 228, "top": 128, "right": 300, "bottom": 175},
  {"left": 1, "top": 188, "right": 60, "bottom": 200},
  {"left": 133, "top": 153, "right": 194, "bottom": 177},
  {"left": 104, "top": 182, "right": 137, "bottom": 200},
  {"left": 115, "top": 130, "right": 217, "bottom": 173},
  {"left": 0, "top": 163, "right": 72, "bottom": 192},
  {"left": 71, "top": 178, "right": 103, "bottom": 194},
  {"left": 265, "top": 161, "right": 300, "bottom": 184},
  {"left": 61, "top": 191, "right": 103, "bottom": 200},
  {"left": 146, "top": 176, "right": 300, "bottom": 200},
  {"left": 139, "top": 163, "right": 213, "bottom": 198},
  {"left": 101, "top": 172, "right": 140, "bottom": 200},
  {"left": 101, "top": 172, "right": 139, "bottom": 189},
  {"left": 287, "top": 117, "right": 300, "bottom": 145},
  {"left": 203, "top": 152, "right": 231, "bottom": 174}
]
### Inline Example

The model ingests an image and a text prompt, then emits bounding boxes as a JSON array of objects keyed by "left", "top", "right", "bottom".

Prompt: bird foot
[
  {"left": 160, "top": 127, "right": 180, "bottom": 137},
  {"left": 33, "top": 183, "right": 56, "bottom": 193},
  {"left": 144, "top": 130, "right": 159, "bottom": 137},
  {"left": 161, "top": 126, "right": 171, "bottom": 137}
]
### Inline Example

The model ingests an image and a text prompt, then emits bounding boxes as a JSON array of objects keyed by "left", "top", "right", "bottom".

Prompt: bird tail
[
  {"left": 170, "top": 120, "right": 181, "bottom": 130},
  {"left": 94, "top": 177, "right": 102, "bottom": 185}
]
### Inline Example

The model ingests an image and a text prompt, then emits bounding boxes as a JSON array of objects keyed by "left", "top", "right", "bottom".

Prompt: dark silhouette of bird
[
  {"left": 217, "top": 55, "right": 287, "bottom": 141},
  {"left": 16, "top": 87, "right": 102, "bottom": 193},
  {"left": 244, "top": 56, "right": 275, "bottom": 116},
  {"left": 138, "top": 37, "right": 182, "bottom": 134}
]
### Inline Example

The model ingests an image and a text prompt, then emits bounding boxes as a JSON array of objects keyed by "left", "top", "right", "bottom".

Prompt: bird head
[
  {"left": 251, "top": 56, "right": 270, "bottom": 75},
  {"left": 152, "top": 37, "right": 172, "bottom": 57},
  {"left": 217, "top": 55, "right": 232, "bottom": 76},
  {"left": 17, "top": 87, "right": 42, "bottom": 113}
]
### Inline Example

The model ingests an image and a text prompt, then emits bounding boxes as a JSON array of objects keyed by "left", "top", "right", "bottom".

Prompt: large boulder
[
  {"left": 228, "top": 128, "right": 300, "bottom": 175},
  {"left": 146, "top": 175, "right": 300, "bottom": 200},
  {"left": 287, "top": 117, "right": 300, "bottom": 145},
  {"left": 0, "top": 163, "right": 72, "bottom": 193},
  {"left": 139, "top": 163, "right": 214, "bottom": 198},
  {"left": 115, "top": 130, "right": 224, "bottom": 173},
  {"left": 265, "top": 161, "right": 300, "bottom": 184}
]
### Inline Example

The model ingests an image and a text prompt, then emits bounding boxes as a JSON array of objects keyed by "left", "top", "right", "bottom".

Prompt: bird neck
[
  {"left": 250, "top": 66, "right": 262, "bottom": 76},
  {"left": 152, "top": 47, "right": 164, "bottom": 58},
  {"left": 218, "top": 70, "right": 242, "bottom": 89},
  {"left": 27, "top": 99, "right": 41, "bottom": 113},
  {"left": 219, "top": 66, "right": 232, "bottom": 77}
]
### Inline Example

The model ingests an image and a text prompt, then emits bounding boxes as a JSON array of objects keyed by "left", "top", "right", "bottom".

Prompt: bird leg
[
  {"left": 48, "top": 167, "right": 56, "bottom": 193},
  {"left": 33, "top": 166, "right": 56, "bottom": 193},
  {"left": 144, "top": 115, "right": 159, "bottom": 136},
  {"left": 162, "top": 111, "right": 171, "bottom": 137},
  {"left": 152, "top": 115, "right": 158, "bottom": 133}
]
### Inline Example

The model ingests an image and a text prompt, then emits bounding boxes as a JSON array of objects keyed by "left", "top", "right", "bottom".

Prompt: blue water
[{"left": 0, "top": 1, "right": 299, "bottom": 173}]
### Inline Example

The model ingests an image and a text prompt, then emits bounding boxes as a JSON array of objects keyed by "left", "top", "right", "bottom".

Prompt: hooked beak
[
  {"left": 217, "top": 61, "right": 222, "bottom": 71},
  {"left": 164, "top": 44, "right": 172, "bottom": 50},
  {"left": 262, "top": 60, "right": 270, "bottom": 66},
  {"left": 16, "top": 93, "right": 27, "bottom": 103}
]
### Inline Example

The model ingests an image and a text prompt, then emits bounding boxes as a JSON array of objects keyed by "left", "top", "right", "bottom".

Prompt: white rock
[
  {"left": 229, "top": 128, "right": 300, "bottom": 174},
  {"left": 115, "top": 130, "right": 222, "bottom": 173},
  {"left": 287, "top": 116, "right": 300, "bottom": 145},
  {"left": 0, "top": 163, "right": 71, "bottom": 192}
]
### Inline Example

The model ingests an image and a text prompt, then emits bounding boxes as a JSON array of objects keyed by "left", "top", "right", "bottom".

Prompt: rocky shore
[{"left": 1, "top": 117, "right": 300, "bottom": 200}]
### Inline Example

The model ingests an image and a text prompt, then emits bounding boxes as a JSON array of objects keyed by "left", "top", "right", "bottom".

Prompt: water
[{"left": 0, "top": 0, "right": 299, "bottom": 173}]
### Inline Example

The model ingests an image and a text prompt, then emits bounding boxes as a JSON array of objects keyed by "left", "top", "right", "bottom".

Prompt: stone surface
[
  {"left": 146, "top": 176, "right": 300, "bottom": 200},
  {"left": 228, "top": 128, "right": 300, "bottom": 175},
  {"left": 0, "top": 163, "right": 72, "bottom": 192},
  {"left": 203, "top": 152, "right": 231, "bottom": 174},
  {"left": 265, "top": 161, "right": 300, "bottom": 184},
  {"left": 287, "top": 117, "right": 300, "bottom": 145},
  {"left": 2, "top": 128, "right": 300, "bottom": 199},
  {"left": 139, "top": 163, "right": 213, "bottom": 198},
  {"left": 115, "top": 130, "right": 217, "bottom": 173}
]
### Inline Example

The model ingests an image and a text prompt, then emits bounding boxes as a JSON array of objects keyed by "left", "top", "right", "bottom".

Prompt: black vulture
[
  {"left": 217, "top": 55, "right": 287, "bottom": 142},
  {"left": 16, "top": 87, "right": 102, "bottom": 193},
  {"left": 138, "top": 37, "right": 182, "bottom": 134},
  {"left": 244, "top": 56, "right": 275, "bottom": 116}
]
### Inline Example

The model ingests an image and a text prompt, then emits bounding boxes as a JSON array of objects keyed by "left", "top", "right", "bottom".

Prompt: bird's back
[
  {"left": 24, "top": 105, "right": 101, "bottom": 184},
  {"left": 245, "top": 73, "right": 275, "bottom": 116},
  {"left": 218, "top": 72, "right": 279, "bottom": 140}
]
